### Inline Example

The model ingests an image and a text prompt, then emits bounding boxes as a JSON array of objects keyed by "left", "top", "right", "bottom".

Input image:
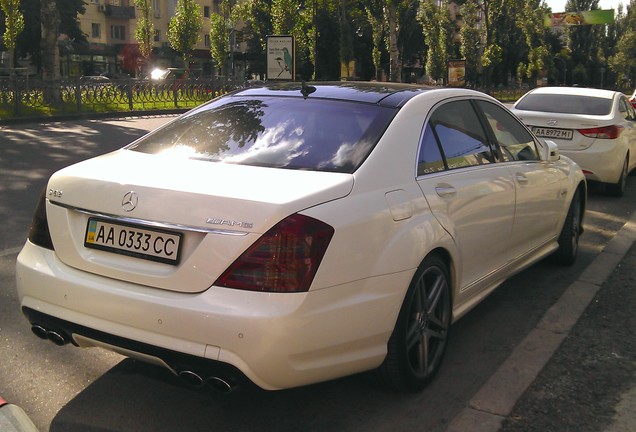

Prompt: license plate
[
  {"left": 85, "top": 218, "right": 182, "bottom": 265},
  {"left": 532, "top": 127, "right": 573, "bottom": 140}
]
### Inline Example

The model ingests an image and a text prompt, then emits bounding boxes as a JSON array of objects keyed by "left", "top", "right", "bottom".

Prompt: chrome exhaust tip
[
  {"left": 207, "top": 376, "right": 237, "bottom": 394},
  {"left": 177, "top": 370, "right": 204, "bottom": 387},
  {"left": 31, "top": 324, "right": 49, "bottom": 340},
  {"left": 46, "top": 331, "right": 67, "bottom": 346}
]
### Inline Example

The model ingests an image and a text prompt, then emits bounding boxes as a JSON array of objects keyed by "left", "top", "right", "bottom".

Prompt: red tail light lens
[
  {"left": 578, "top": 125, "right": 624, "bottom": 139},
  {"left": 215, "top": 214, "right": 334, "bottom": 293},
  {"left": 28, "top": 189, "right": 54, "bottom": 250}
]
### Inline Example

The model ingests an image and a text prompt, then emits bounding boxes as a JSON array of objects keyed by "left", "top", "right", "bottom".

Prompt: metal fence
[
  {"left": 0, "top": 78, "right": 536, "bottom": 121},
  {"left": 477, "top": 86, "right": 530, "bottom": 103},
  {"left": 0, "top": 77, "right": 245, "bottom": 119}
]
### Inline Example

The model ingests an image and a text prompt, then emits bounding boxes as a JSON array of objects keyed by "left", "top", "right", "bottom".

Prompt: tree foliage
[
  {"left": 459, "top": 0, "right": 482, "bottom": 85},
  {"left": 365, "top": 0, "right": 384, "bottom": 81},
  {"left": 339, "top": 0, "right": 354, "bottom": 78},
  {"left": 0, "top": 0, "right": 633, "bottom": 88},
  {"left": 0, "top": 0, "right": 24, "bottom": 70},
  {"left": 609, "top": 0, "right": 636, "bottom": 87},
  {"left": 418, "top": 0, "right": 451, "bottom": 83},
  {"left": 234, "top": 0, "right": 273, "bottom": 79},
  {"left": 167, "top": 0, "right": 203, "bottom": 66},
  {"left": 209, "top": 0, "right": 234, "bottom": 76},
  {"left": 134, "top": 0, "right": 155, "bottom": 60},
  {"left": 4, "top": 0, "right": 85, "bottom": 73}
]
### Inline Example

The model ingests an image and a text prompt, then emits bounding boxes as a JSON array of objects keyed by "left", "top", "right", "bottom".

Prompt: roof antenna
[{"left": 301, "top": 81, "right": 316, "bottom": 99}]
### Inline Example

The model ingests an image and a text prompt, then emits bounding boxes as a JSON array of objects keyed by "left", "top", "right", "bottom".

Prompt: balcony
[{"left": 101, "top": 4, "right": 136, "bottom": 19}]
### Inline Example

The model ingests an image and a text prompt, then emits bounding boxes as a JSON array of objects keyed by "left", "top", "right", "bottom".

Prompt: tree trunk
[
  {"left": 387, "top": 2, "right": 400, "bottom": 82},
  {"left": 41, "top": 0, "right": 61, "bottom": 103}
]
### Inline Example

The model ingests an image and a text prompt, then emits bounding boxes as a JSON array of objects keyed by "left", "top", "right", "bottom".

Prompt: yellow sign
[
  {"left": 340, "top": 61, "right": 356, "bottom": 80},
  {"left": 448, "top": 60, "right": 466, "bottom": 87}
]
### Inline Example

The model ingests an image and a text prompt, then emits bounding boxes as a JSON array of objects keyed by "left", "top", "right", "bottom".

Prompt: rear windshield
[
  {"left": 515, "top": 94, "right": 613, "bottom": 116},
  {"left": 127, "top": 96, "right": 396, "bottom": 173}
]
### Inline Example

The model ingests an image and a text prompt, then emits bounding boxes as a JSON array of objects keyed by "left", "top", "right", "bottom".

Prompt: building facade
[{"left": 73, "top": 0, "right": 242, "bottom": 78}]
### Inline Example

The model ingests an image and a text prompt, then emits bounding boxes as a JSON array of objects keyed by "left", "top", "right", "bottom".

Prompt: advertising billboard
[
  {"left": 545, "top": 9, "right": 614, "bottom": 27},
  {"left": 266, "top": 36, "right": 295, "bottom": 81}
]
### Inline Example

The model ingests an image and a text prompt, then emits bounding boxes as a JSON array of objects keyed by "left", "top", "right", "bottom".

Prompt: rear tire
[
  {"left": 377, "top": 254, "right": 451, "bottom": 392},
  {"left": 606, "top": 157, "right": 628, "bottom": 197},
  {"left": 551, "top": 190, "right": 581, "bottom": 266}
]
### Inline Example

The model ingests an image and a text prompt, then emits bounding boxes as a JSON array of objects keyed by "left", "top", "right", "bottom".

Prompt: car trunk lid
[
  {"left": 45, "top": 149, "right": 353, "bottom": 293},
  {"left": 513, "top": 110, "right": 615, "bottom": 151}
]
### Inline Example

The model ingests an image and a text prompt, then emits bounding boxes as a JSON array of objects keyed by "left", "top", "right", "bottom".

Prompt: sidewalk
[{"left": 448, "top": 206, "right": 636, "bottom": 431}]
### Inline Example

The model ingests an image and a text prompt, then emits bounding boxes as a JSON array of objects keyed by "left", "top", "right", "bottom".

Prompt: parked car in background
[
  {"left": 149, "top": 67, "right": 189, "bottom": 81},
  {"left": 99, "top": 71, "right": 132, "bottom": 81},
  {"left": 629, "top": 90, "right": 636, "bottom": 109},
  {"left": 16, "top": 82, "right": 586, "bottom": 394},
  {"left": 78, "top": 75, "right": 111, "bottom": 88},
  {"left": 512, "top": 86, "right": 636, "bottom": 196}
]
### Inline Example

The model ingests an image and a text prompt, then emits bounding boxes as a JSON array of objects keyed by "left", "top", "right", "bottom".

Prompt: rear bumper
[
  {"left": 560, "top": 140, "right": 625, "bottom": 184},
  {"left": 22, "top": 306, "right": 248, "bottom": 389},
  {"left": 16, "top": 241, "right": 408, "bottom": 390}
]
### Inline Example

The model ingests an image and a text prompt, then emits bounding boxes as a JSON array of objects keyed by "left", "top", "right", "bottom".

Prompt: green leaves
[
  {"left": 209, "top": 13, "right": 228, "bottom": 73},
  {"left": 134, "top": 0, "right": 155, "bottom": 59},
  {"left": 167, "top": 0, "right": 203, "bottom": 64},
  {"left": 1, "top": 0, "right": 24, "bottom": 51}
]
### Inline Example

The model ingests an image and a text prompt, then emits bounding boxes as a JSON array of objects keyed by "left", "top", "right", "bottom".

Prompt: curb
[{"left": 446, "top": 206, "right": 636, "bottom": 432}]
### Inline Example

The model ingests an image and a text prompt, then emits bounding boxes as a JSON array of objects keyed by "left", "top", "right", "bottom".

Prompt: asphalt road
[{"left": 1, "top": 116, "right": 635, "bottom": 431}]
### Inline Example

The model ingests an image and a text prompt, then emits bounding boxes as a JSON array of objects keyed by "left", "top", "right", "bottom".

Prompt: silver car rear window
[
  {"left": 516, "top": 94, "right": 612, "bottom": 116},
  {"left": 127, "top": 97, "right": 396, "bottom": 173}
]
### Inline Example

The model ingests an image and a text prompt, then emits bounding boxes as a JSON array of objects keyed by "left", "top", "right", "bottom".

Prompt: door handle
[
  {"left": 435, "top": 186, "right": 457, "bottom": 197},
  {"left": 515, "top": 174, "right": 529, "bottom": 184}
]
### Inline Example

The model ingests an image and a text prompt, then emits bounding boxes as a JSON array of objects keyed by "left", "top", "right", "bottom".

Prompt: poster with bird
[{"left": 267, "top": 36, "right": 295, "bottom": 81}]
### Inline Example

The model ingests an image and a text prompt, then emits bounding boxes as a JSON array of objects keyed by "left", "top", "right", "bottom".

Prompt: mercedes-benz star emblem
[{"left": 122, "top": 191, "right": 138, "bottom": 212}]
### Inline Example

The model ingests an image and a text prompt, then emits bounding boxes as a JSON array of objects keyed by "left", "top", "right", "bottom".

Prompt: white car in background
[
  {"left": 512, "top": 86, "right": 636, "bottom": 196},
  {"left": 16, "top": 82, "right": 586, "bottom": 393}
]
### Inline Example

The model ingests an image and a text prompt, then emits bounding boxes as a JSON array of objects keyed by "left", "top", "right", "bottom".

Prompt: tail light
[
  {"left": 28, "top": 189, "right": 54, "bottom": 250},
  {"left": 215, "top": 214, "right": 334, "bottom": 293},
  {"left": 578, "top": 125, "right": 624, "bottom": 139}
]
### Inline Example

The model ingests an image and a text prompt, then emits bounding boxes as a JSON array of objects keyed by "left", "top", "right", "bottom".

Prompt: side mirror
[{"left": 542, "top": 139, "right": 560, "bottom": 162}]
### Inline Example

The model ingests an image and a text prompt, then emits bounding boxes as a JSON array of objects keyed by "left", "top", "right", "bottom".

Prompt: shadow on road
[
  {"left": 50, "top": 358, "right": 416, "bottom": 432},
  {"left": 0, "top": 119, "right": 164, "bottom": 250}
]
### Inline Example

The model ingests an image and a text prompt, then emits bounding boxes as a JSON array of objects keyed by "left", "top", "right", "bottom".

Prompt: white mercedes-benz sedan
[
  {"left": 512, "top": 86, "right": 636, "bottom": 196},
  {"left": 16, "top": 82, "right": 586, "bottom": 393}
]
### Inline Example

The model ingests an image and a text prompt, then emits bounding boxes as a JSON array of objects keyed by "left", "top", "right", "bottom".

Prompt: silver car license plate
[
  {"left": 532, "top": 127, "right": 573, "bottom": 140},
  {"left": 84, "top": 218, "right": 182, "bottom": 265}
]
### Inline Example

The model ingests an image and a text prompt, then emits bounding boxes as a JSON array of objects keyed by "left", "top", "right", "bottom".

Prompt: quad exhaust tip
[
  {"left": 30, "top": 324, "right": 69, "bottom": 346},
  {"left": 177, "top": 370, "right": 237, "bottom": 394},
  {"left": 30, "top": 324, "right": 238, "bottom": 393}
]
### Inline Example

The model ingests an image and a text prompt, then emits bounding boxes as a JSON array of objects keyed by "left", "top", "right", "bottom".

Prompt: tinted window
[
  {"left": 417, "top": 124, "right": 445, "bottom": 175},
  {"left": 619, "top": 97, "right": 634, "bottom": 120},
  {"left": 476, "top": 101, "right": 539, "bottom": 161},
  {"left": 425, "top": 100, "right": 493, "bottom": 171},
  {"left": 515, "top": 94, "right": 612, "bottom": 115},
  {"left": 127, "top": 97, "right": 396, "bottom": 173}
]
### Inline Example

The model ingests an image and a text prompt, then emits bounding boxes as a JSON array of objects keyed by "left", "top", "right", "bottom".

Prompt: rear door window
[
  {"left": 619, "top": 97, "right": 634, "bottom": 120},
  {"left": 417, "top": 100, "right": 494, "bottom": 175},
  {"left": 475, "top": 100, "right": 539, "bottom": 162}
]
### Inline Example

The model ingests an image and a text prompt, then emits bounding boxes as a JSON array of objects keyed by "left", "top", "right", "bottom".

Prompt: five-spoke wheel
[{"left": 378, "top": 254, "right": 451, "bottom": 392}]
